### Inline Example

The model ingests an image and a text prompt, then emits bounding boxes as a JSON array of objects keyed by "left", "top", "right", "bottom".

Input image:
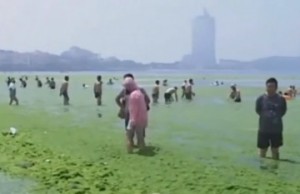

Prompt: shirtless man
[
  {"left": 163, "top": 79, "right": 168, "bottom": 87},
  {"left": 107, "top": 78, "right": 114, "bottom": 85},
  {"left": 94, "top": 75, "right": 103, "bottom": 106},
  {"left": 293, "top": 86, "right": 298, "bottom": 97},
  {"left": 37, "top": 79, "right": 43, "bottom": 88},
  {"left": 6, "top": 77, "right": 11, "bottom": 86},
  {"left": 185, "top": 79, "right": 195, "bottom": 100},
  {"left": 152, "top": 80, "right": 160, "bottom": 104},
  {"left": 285, "top": 86, "right": 293, "bottom": 97},
  {"left": 45, "top": 77, "right": 50, "bottom": 86},
  {"left": 291, "top": 85, "right": 297, "bottom": 98},
  {"left": 181, "top": 80, "right": 187, "bottom": 99},
  {"left": 164, "top": 87, "right": 178, "bottom": 104},
  {"left": 49, "top": 77, "right": 56, "bottom": 89},
  {"left": 8, "top": 79, "right": 19, "bottom": 105},
  {"left": 19, "top": 78, "right": 27, "bottom": 88},
  {"left": 60, "top": 76, "right": 69, "bottom": 105},
  {"left": 229, "top": 84, "right": 241, "bottom": 103}
]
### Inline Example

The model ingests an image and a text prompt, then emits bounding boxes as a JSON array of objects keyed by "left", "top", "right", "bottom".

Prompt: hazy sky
[{"left": 0, "top": 0, "right": 300, "bottom": 63}]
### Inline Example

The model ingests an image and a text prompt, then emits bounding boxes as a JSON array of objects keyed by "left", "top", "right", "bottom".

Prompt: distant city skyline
[{"left": 0, "top": 0, "right": 300, "bottom": 63}]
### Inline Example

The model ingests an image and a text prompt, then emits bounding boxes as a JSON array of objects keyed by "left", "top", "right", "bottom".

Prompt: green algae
[{"left": 0, "top": 74, "right": 300, "bottom": 193}]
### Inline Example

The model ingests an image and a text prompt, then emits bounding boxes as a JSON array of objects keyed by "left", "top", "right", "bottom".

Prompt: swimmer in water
[
  {"left": 60, "top": 76, "right": 70, "bottom": 105},
  {"left": 229, "top": 84, "right": 241, "bottom": 103},
  {"left": 164, "top": 86, "right": 178, "bottom": 104},
  {"left": 163, "top": 79, "right": 168, "bottom": 87},
  {"left": 107, "top": 78, "right": 114, "bottom": 85},
  {"left": 151, "top": 80, "right": 160, "bottom": 104},
  {"left": 82, "top": 84, "right": 89, "bottom": 88},
  {"left": 94, "top": 75, "right": 103, "bottom": 106}
]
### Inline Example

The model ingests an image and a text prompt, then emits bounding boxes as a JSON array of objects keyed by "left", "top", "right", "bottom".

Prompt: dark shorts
[
  {"left": 63, "top": 93, "right": 69, "bottom": 101},
  {"left": 152, "top": 93, "right": 158, "bottom": 99},
  {"left": 94, "top": 92, "right": 101, "bottom": 98},
  {"left": 257, "top": 132, "right": 283, "bottom": 149},
  {"left": 164, "top": 93, "right": 171, "bottom": 101},
  {"left": 234, "top": 98, "right": 241, "bottom": 103},
  {"left": 185, "top": 93, "right": 192, "bottom": 100}
]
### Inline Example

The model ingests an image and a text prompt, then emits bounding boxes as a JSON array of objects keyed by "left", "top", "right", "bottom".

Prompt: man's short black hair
[
  {"left": 97, "top": 75, "right": 102, "bottom": 81},
  {"left": 266, "top": 77, "right": 278, "bottom": 88},
  {"left": 155, "top": 80, "right": 160, "bottom": 85},
  {"left": 65, "top": 76, "right": 69, "bottom": 81},
  {"left": 123, "top": 73, "right": 134, "bottom": 79}
]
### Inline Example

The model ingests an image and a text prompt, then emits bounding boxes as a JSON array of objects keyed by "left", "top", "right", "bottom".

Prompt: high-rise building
[{"left": 183, "top": 9, "right": 216, "bottom": 67}]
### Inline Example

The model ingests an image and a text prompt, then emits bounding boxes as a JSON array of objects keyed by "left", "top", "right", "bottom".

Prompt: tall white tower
[{"left": 191, "top": 9, "right": 216, "bottom": 66}]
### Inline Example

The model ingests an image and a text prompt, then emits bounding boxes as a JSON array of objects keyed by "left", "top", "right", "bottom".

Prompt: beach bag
[{"left": 118, "top": 107, "right": 126, "bottom": 119}]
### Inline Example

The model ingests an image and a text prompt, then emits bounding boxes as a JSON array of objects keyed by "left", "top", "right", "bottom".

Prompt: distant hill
[
  {"left": 247, "top": 56, "right": 300, "bottom": 71},
  {"left": 0, "top": 47, "right": 299, "bottom": 71},
  {"left": 217, "top": 56, "right": 300, "bottom": 71},
  {"left": 0, "top": 47, "right": 150, "bottom": 71}
]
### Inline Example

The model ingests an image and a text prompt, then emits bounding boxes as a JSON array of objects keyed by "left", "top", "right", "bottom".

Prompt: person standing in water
[
  {"left": 164, "top": 86, "right": 178, "bottom": 104},
  {"left": 115, "top": 73, "right": 150, "bottom": 130},
  {"left": 37, "top": 79, "right": 43, "bottom": 88},
  {"left": 45, "top": 77, "right": 50, "bottom": 86},
  {"left": 8, "top": 79, "right": 19, "bottom": 105},
  {"left": 185, "top": 79, "right": 195, "bottom": 101},
  {"left": 256, "top": 78, "right": 287, "bottom": 160},
  {"left": 229, "top": 84, "right": 241, "bottom": 103},
  {"left": 49, "top": 77, "right": 56, "bottom": 89},
  {"left": 181, "top": 80, "right": 187, "bottom": 99},
  {"left": 60, "top": 76, "right": 70, "bottom": 105},
  {"left": 151, "top": 80, "right": 160, "bottom": 104},
  {"left": 94, "top": 75, "right": 103, "bottom": 106},
  {"left": 123, "top": 77, "right": 148, "bottom": 153},
  {"left": 19, "top": 78, "right": 27, "bottom": 88},
  {"left": 6, "top": 76, "right": 12, "bottom": 86}
]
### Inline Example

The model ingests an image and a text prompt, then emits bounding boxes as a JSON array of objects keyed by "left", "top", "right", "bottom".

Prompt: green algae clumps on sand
[{"left": 0, "top": 74, "right": 300, "bottom": 193}]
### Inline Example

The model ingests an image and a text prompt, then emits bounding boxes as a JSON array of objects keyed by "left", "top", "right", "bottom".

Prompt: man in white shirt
[
  {"left": 8, "top": 79, "right": 19, "bottom": 105},
  {"left": 164, "top": 87, "right": 178, "bottom": 104}
]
